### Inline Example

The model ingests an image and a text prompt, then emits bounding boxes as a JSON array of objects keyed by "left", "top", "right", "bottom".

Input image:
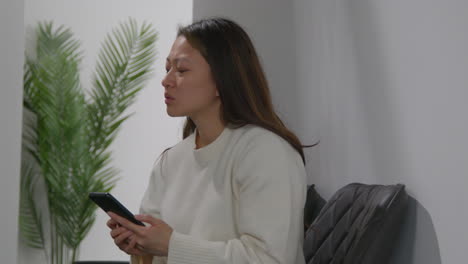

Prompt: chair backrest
[
  {"left": 303, "top": 183, "right": 408, "bottom": 264},
  {"left": 304, "top": 184, "right": 326, "bottom": 233}
]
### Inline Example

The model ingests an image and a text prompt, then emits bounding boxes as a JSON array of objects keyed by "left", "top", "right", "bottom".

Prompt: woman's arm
[{"left": 128, "top": 157, "right": 168, "bottom": 264}]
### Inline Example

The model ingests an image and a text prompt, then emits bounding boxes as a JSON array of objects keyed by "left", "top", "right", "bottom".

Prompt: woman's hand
[
  {"left": 107, "top": 217, "right": 147, "bottom": 256},
  {"left": 107, "top": 212, "right": 174, "bottom": 257}
]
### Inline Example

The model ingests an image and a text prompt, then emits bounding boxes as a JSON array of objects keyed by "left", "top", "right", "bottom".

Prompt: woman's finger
[
  {"left": 110, "top": 226, "right": 128, "bottom": 239},
  {"left": 125, "top": 234, "right": 138, "bottom": 252},
  {"left": 107, "top": 218, "right": 122, "bottom": 230},
  {"left": 107, "top": 218, "right": 119, "bottom": 229},
  {"left": 114, "top": 230, "right": 133, "bottom": 246},
  {"left": 123, "top": 238, "right": 146, "bottom": 256},
  {"left": 135, "top": 214, "right": 159, "bottom": 226},
  {"left": 108, "top": 212, "right": 143, "bottom": 234}
]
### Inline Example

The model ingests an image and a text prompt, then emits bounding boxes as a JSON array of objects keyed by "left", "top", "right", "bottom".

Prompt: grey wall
[
  {"left": 194, "top": 0, "right": 468, "bottom": 263},
  {"left": 0, "top": 0, "right": 24, "bottom": 262},
  {"left": 294, "top": 0, "right": 467, "bottom": 263},
  {"left": 193, "top": 0, "right": 301, "bottom": 134}
]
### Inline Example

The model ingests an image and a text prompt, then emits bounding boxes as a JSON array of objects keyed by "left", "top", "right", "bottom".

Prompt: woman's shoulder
[
  {"left": 232, "top": 124, "right": 289, "bottom": 145},
  {"left": 153, "top": 133, "right": 194, "bottom": 168},
  {"left": 230, "top": 124, "right": 299, "bottom": 157},
  {"left": 168, "top": 133, "right": 195, "bottom": 154},
  {"left": 229, "top": 124, "right": 306, "bottom": 184}
]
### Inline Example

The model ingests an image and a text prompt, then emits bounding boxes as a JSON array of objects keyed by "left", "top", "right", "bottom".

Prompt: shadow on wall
[{"left": 390, "top": 196, "right": 441, "bottom": 264}]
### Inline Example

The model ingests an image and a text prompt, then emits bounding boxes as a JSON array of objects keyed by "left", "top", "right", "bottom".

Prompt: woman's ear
[{"left": 215, "top": 90, "right": 220, "bottom": 97}]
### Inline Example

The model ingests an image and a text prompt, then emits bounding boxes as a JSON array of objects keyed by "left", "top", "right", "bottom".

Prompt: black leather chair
[
  {"left": 304, "top": 184, "right": 326, "bottom": 233},
  {"left": 303, "top": 183, "right": 408, "bottom": 264}
]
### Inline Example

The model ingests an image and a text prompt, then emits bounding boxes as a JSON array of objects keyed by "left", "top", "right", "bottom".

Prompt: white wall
[
  {"left": 22, "top": 0, "right": 192, "bottom": 262},
  {"left": 294, "top": 0, "right": 468, "bottom": 263},
  {"left": 0, "top": 0, "right": 24, "bottom": 263}
]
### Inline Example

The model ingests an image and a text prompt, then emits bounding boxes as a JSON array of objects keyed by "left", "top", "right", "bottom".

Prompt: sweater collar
[{"left": 192, "top": 126, "right": 232, "bottom": 166}]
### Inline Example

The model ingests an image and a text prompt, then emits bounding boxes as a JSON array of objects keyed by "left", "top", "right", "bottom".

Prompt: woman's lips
[{"left": 164, "top": 94, "right": 175, "bottom": 104}]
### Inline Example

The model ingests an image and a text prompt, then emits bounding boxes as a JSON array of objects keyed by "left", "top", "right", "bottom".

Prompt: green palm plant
[{"left": 19, "top": 19, "right": 157, "bottom": 264}]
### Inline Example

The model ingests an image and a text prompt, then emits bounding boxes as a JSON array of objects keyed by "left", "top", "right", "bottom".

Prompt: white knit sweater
[{"left": 133, "top": 125, "right": 307, "bottom": 264}]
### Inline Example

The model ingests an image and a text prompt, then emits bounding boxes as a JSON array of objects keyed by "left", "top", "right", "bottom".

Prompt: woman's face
[{"left": 162, "top": 36, "right": 220, "bottom": 119}]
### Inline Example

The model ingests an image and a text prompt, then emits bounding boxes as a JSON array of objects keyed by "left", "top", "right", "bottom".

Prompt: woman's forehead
[
  {"left": 166, "top": 56, "right": 191, "bottom": 64},
  {"left": 167, "top": 37, "right": 202, "bottom": 64}
]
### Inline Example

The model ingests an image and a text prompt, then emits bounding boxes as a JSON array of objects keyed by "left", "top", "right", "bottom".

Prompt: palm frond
[
  {"left": 87, "top": 18, "right": 157, "bottom": 156},
  {"left": 20, "top": 19, "right": 156, "bottom": 262},
  {"left": 22, "top": 21, "right": 88, "bottom": 252},
  {"left": 61, "top": 18, "right": 158, "bottom": 249},
  {"left": 19, "top": 160, "right": 45, "bottom": 249}
]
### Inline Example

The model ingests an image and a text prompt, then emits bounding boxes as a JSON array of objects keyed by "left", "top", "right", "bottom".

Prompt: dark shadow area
[{"left": 389, "top": 196, "right": 441, "bottom": 264}]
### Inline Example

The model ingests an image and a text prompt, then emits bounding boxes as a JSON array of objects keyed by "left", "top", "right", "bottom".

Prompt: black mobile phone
[{"left": 88, "top": 192, "right": 145, "bottom": 226}]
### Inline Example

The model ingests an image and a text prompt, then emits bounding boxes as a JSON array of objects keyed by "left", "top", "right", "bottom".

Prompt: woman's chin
[{"left": 166, "top": 109, "right": 184, "bottom": 117}]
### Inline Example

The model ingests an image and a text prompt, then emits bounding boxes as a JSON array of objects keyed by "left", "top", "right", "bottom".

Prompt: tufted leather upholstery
[{"left": 303, "top": 183, "right": 408, "bottom": 264}]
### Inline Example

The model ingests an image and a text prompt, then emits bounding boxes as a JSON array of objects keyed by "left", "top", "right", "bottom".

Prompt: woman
[{"left": 107, "top": 17, "right": 307, "bottom": 264}]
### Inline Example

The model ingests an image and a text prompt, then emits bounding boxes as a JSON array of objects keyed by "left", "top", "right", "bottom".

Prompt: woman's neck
[{"left": 193, "top": 117, "right": 225, "bottom": 149}]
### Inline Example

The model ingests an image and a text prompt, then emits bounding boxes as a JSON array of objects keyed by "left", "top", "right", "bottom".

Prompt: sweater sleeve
[
  {"left": 166, "top": 134, "right": 307, "bottom": 264},
  {"left": 131, "top": 156, "right": 169, "bottom": 264}
]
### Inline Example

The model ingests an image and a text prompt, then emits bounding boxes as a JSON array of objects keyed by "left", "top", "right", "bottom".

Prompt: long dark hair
[{"left": 178, "top": 17, "right": 309, "bottom": 163}]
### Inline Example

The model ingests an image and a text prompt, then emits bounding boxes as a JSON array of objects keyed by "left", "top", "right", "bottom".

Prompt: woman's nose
[{"left": 161, "top": 72, "right": 174, "bottom": 88}]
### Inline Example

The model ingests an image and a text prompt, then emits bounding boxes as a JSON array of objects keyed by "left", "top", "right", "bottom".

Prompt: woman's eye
[{"left": 165, "top": 66, "right": 188, "bottom": 74}]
